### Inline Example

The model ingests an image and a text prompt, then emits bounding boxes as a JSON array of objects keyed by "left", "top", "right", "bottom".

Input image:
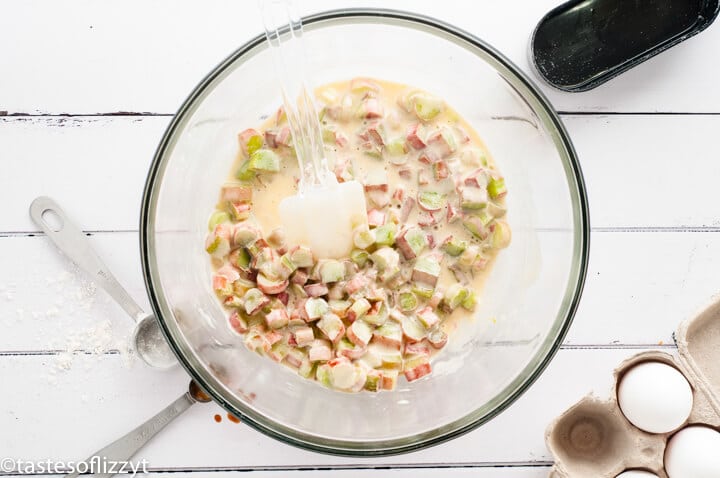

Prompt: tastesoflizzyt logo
[{"left": 0, "top": 457, "right": 150, "bottom": 475}]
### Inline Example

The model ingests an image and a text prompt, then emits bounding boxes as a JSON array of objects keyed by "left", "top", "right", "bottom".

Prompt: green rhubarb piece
[
  {"left": 492, "top": 221, "right": 512, "bottom": 249},
  {"left": 280, "top": 253, "right": 297, "bottom": 275},
  {"left": 444, "top": 283, "right": 469, "bottom": 311},
  {"left": 417, "top": 191, "right": 446, "bottom": 211},
  {"left": 349, "top": 298, "right": 371, "bottom": 319},
  {"left": 398, "top": 291, "right": 418, "bottom": 312},
  {"left": 234, "top": 248, "right": 252, "bottom": 270},
  {"left": 364, "top": 372, "right": 381, "bottom": 392},
  {"left": 290, "top": 283, "right": 307, "bottom": 298},
  {"left": 205, "top": 235, "right": 222, "bottom": 254},
  {"left": 370, "top": 247, "right": 400, "bottom": 272},
  {"left": 463, "top": 217, "right": 488, "bottom": 240},
  {"left": 458, "top": 245, "right": 481, "bottom": 269},
  {"left": 248, "top": 149, "right": 280, "bottom": 173},
  {"left": 350, "top": 249, "right": 369, "bottom": 267},
  {"left": 305, "top": 297, "right": 329, "bottom": 320},
  {"left": 404, "top": 227, "right": 428, "bottom": 257},
  {"left": 364, "top": 302, "right": 388, "bottom": 326},
  {"left": 233, "top": 227, "right": 258, "bottom": 247},
  {"left": 413, "top": 255, "right": 441, "bottom": 282},
  {"left": 441, "top": 237, "right": 467, "bottom": 257},
  {"left": 487, "top": 176, "right": 507, "bottom": 199},
  {"left": 381, "top": 350, "right": 403, "bottom": 369},
  {"left": 412, "top": 284, "right": 435, "bottom": 299},
  {"left": 385, "top": 139, "right": 407, "bottom": 156},
  {"left": 461, "top": 290, "right": 477, "bottom": 311},
  {"left": 236, "top": 160, "right": 256, "bottom": 181},
  {"left": 319, "top": 260, "right": 345, "bottom": 283},
  {"left": 243, "top": 288, "right": 266, "bottom": 315},
  {"left": 460, "top": 187, "right": 488, "bottom": 210},
  {"left": 375, "top": 321, "right": 402, "bottom": 343},
  {"left": 328, "top": 299, "right": 351, "bottom": 316},
  {"left": 353, "top": 228, "right": 375, "bottom": 250},
  {"left": 208, "top": 211, "right": 230, "bottom": 231},
  {"left": 374, "top": 223, "right": 396, "bottom": 247},
  {"left": 246, "top": 134, "right": 263, "bottom": 156},
  {"left": 322, "top": 126, "right": 337, "bottom": 143},
  {"left": 478, "top": 209, "right": 494, "bottom": 226},
  {"left": 298, "top": 357, "right": 315, "bottom": 378},
  {"left": 290, "top": 246, "right": 314, "bottom": 268},
  {"left": 413, "top": 94, "right": 443, "bottom": 121},
  {"left": 316, "top": 364, "right": 332, "bottom": 387},
  {"left": 270, "top": 342, "right": 290, "bottom": 362}
]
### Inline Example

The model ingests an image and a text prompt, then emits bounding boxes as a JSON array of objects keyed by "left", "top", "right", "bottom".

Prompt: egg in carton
[{"left": 545, "top": 298, "right": 720, "bottom": 477}]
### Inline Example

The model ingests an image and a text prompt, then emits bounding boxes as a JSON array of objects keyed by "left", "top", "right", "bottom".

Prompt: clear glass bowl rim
[{"left": 140, "top": 8, "right": 590, "bottom": 456}]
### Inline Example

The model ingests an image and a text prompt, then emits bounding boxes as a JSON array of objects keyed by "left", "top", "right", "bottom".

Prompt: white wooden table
[{"left": 1, "top": 1, "right": 719, "bottom": 476}]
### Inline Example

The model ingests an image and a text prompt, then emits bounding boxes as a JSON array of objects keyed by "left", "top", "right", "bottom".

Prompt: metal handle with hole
[
  {"left": 63, "top": 392, "right": 195, "bottom": 478},
  {"left": 29, "top": 196, "right": 146, "bottom": 322}
]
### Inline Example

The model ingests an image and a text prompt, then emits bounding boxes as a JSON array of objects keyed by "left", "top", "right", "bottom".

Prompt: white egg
[
  {"left": 616, "top": 471, "right": 659, "bottom": 478},
  {"left": 665, "top": 426, "right": 720, "bottom": 478},
  {"left": 617, "top": 361, "right": 693, "bottom": 433}
]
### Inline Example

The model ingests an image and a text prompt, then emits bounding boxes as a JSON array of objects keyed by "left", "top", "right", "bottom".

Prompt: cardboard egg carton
[{"left": 546, "top": 298, "right": 720, "bottom": 477}]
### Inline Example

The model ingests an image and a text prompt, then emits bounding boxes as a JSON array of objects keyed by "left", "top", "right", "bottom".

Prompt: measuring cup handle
[
  {"left": 62, "top": 392, "right": 195, "bottom": 478},
  {"left": 29, "top": 196, "right": 146, "bottom": 322}
]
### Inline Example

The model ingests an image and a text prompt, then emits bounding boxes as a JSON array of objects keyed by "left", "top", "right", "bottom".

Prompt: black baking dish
[{"left": 530, "top": 0, "right": 720, "bottom": 92}]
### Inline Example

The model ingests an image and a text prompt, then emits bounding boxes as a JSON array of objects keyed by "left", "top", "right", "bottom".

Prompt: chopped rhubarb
[
  {"left": 309, "top": 340, "right": 333, "bottom": 362},
  {"left": 317, "top": 313, "right": 345, "bottom": 343},
  {"left": 374, "top": 223, "right": 396, "bottom": 247},
  {"left": 347, "top": 298, "right": 371, "bottom": 322},
  {"left": 416, "top": 306, "right": 440, "bottom": 328},
  {"left": 304, "top": 282, "right": 329, "bottom": 298},
  {"left": 208, "top": 210, "right": 231, "bottom": 231},
  {"left": 440, "top": 235, "right": 467, "bottom": 257},
  {"left": 406, "top": 123, "right": 427, "bottom": 150},
  {"left": 428, "top": 328, "right": 448, "bottom": 349},
  {"left": 396, "top": 227, "right": 428, "bottom": 260},
  {"left": 289, "top": 246, "right": 315, "bottom": 268},
  {"left": 248, "top": 149, "right": 280, "bottom": 173},
  {"left": 348, "top": 320, "right": 373, "bottom": 347},
  {"left": 367, "top": 209, "right": 386, "bottom": 228},
  {"left": 265, "top": 307, "right": 289, "bottom": 329},
  {"left": 228, "top": 311, "right": 249, "bottom": 335},
  {"left": 459, "top": 186, "right": 488, "bottom": 210},
  {"left": 373, "top": 321, "right": 403, "bottom": 349},
  {"left": 398, "top": 291, "right": 418, "bottom": 312},
  {"left": 319, "top": 260, "right": 346, "bottom": 283},
  {"left": 304, "top": 297, "right": 329, "bottom": 320},
  {"left": 293, "top": 326, "right": 315, "bottom": 347},
  {"left": 412, "top": 254, "right": 442, "bottom": 286},
  {"left": 243, "top": 288, "right": 270, "bottom": 315},
  {"left": 359, "top": 97, "right": 383, "bottom": 119},
  {"left": 400, "top": 313, "right": 427, "bottom": 343},
  {"left": 492, "top": 220, "right": 512, "bottom": 249},
  {"left": 238, "top": 128, "right": 263, "bottom": 157},
  {"left": 487, "top": 175, "right": 507, "bottom": 199},
  {"left": 403, "top": 358, "right": 432, "bottom": 382}
]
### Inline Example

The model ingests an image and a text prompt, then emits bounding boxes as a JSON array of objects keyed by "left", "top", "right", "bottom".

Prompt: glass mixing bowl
[{"left": 140, "top": 9, "right": 589, "bottom": 455}]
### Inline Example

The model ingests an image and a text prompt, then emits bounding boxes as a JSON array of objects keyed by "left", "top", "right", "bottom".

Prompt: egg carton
[{"left": 545, "top": 298, "right": 720, "bottom": 477}]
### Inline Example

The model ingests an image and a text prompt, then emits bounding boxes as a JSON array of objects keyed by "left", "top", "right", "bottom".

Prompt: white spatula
[{"left": 260, "top": 0, "right": 368, "bottom": 259}]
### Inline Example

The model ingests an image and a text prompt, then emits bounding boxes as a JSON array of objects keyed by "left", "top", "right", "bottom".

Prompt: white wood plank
[
  {"left": 2, "top": 115, "right": 720, "bottom": 233},
  {"left": 1, "top": 229, "right": 716, "bottom": 351},
  {"left": 0, "top": 0, "right": 718, "bottom": 115},
  {"left": 0, "top": 347, "right": 635, "bottom": 468}
]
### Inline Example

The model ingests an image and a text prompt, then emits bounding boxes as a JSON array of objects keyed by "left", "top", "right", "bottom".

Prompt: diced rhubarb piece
[
  {"left": 264, "top": 129, "right": 279, "bottom": 148},
  {"left": 205, "top": 224, "right": 232, "bottom": 257},
  {"left": 487, "top": 201, "right": 507, "bottom": 219},
  {"left": 458, "top": 245, "right": 481, "bottom": 269},
  {"left": 440, "top": 235, "right": 467, "bottom": 257},
  {"left": 447, "top": 203, "right": 460, "bottom": 224},
  {"left": 235, "top": 159, "right": 256, "bottom": 181},
  {"left": 328, "top": 358, "right": 357, "bottom": 390},
  {"left": 228, "top": 310, "right": 249, "bottom": 335},
  {"left": 386, "top": 139, "right": 408, "bottom": 160},
  {"left": 216, "top": 263, "right": 241, "bottom": 282},
  {"left": 298, "top": 356, "right": 315, "bottom": 378},
  {"left": 405, "top": 123, "right": 426, "bottom": 149},
  {"left": 304, "top": 297, "right": 329, "bottom": 320},
  {"left": 403, "top": 358, "right": 432, "bottom": 382},
  {"left": 372, "top": 321, "right": 403, "bottom": 349},
  {"left": 213, "top": 275, "right": 233, "bottom": 297},
  {"left": 398, "top": 167, "right": 412, "bottom": 179},
  {"left": 428, "top": 328, "right": 448, "bottom": 349},
  {"left": 304, "top": 282, "right": 329, "bottom": 298},
  {"left": 400, "top": 196, "right": 416, "bottom": 222},
  {"left": 265, "top": 307, "right": 289, "bottom": 329},
  {"left": 347, "top": 298, "right": 371, "bottom": 322},
  {"left": 238, "top": 128, "right": 263, "bottom": 157},
  {"left": 319, "top": 260, "right": 346, "bottom": 283},
  {"left": 463, "top": 216, "right": 489, "bottom": 240},
  {"left": 207, "top": 210, "right": 230, "bottom": 231},
  {"left": 345, "top": 274, "right": 369, "bottom": 295},
  {"left": 221, "top": 185, "right": 253, "bottom": 204},
  {"left": 232, "top": 224, "right": 259, "bottom": 247},
  {"left": 396, "top": 226, "right": 428, "bottom": 260},
  {"left": 327, "top": 282, "right": 346, "bottom": 300},
  {"left": 350, "top": 249, "right": 369, "bottom": 267},
  {"left": 426, "top": 128, "right": 457, "bottom": 158},
  {"left": 289, "top": 246, "right": 315, "bottom": 268},
  {"left": 412, "top": 254, "right": 442, "bottom": 286},
  {"left": 463, "top": 168, "right": 489, "bottom": 188},
  {"left": 487, "top": 175, "right": 507, "bottom": 199},
  {"left": 417, "top": 191, "right": 447, "bottom": 212},
  {"left": 367, "top": 189, "right": 391, "bottom": 208},
  {"left": 246, "top": 237, "right": 270, "bottom": 259},
  {"left": 230, "top": 209, "right": 253, "bottom": 238},
  {"left": 418, "top": 170, "right": 430, "bottom": 186},
  {"left": 275, "top": 126, "right": 291, "bottom": 146},
  {"left": 492, "top": 220, "right": 512, "bottom": 249},
  {"left": 309, "top": 340, "right": 333, "bottom": 362},
  {"left": 416, "top": 306, "right": 440, "bottom": 328},
  {"left": 400, "top": 313, "right": 427, "bottom": 342},
  {"left": 317, "top": 313, "right": 345, "bottom": 343},
  {"left": 244, "top": 330, "right": 270, "bottom": 353},
  {"left": 366, "top": 122, "right": 386, "bottom": 147},
  {"left": 367, "top": 209, "right": 386, "bottom": 227},
  {"left": 248, "top": 149, "right": 280, "bottom": 173},
  {"left": 381, "top": 370, "right": 399, "bottom": 390},
  {"left": 364, "top": 369, "right": 383, "bottom": 392},
  {"left": 374, "top": 223, "right": 396, "bottom": 247},
  {"left": 370, "top": 248, "right": 401, "bottom": 282},
  {"left": 412, "top": 284, "right": 434, "bottom": 300},
  {"left": 364, "top": 300, "right": 388, "bottom": 326},
  {"left": 243, "top": 288, "right": 270, "bottom": 315},
  {"left": 290, "top": 269, "right": 309, "bottom": 285},
  {"left": 316, "top": 363, "right": 332, "bottom": 387},
  {"left": 353, "top": 227, "right": 376, "bottom": 250},
  {"left": 227, "top": 248, "right": 251, "bottom": 272},
  {"left": 350, "top": 77, "right": 381, "bottom": 93},
  {"left": 347, "top": 320, "right": 373, "bottom": 347},
  {"left": 459, "top": 186, "right": 488, "bottom": 210},
  {"left": 284, "top": 348, "right": 305, "bottom": 368},
  {"left": 392, "top": 187, "right": 405, "bottom": 203},
  {"left": 277, "top": 290, "right": 289, "bottom": 306},
  {"left": 333, "top": 156, "right": 354, "bottom": 183},
  {"left": 432, "top": 160, "right": 449, "bottom": 181},
  {"left": 359, "top": 97, "right": 383, "bottom": 119},
  {"left": 336, "top": 338, "right": 368, "bottom": 360},
  {"left": 329, "top": 299, "right": 351, "bottom": 317},
  {"left": 411, "top": 92, "right": 444, "bottom": 122},
  {"left": 429, "top": 288, "right": 443, "bottom": 309},
  {"left": 405, "top": 341, "right": 430, "bottom": 357},
  {"left": 293, "top": 326, "right": 315, "bottom": 347},
  {"left": 462, "top": 290, "right": 477, "bottom": 311},
  {"left": 398, "top": 291, "right": 418, "bottom": 312}
]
